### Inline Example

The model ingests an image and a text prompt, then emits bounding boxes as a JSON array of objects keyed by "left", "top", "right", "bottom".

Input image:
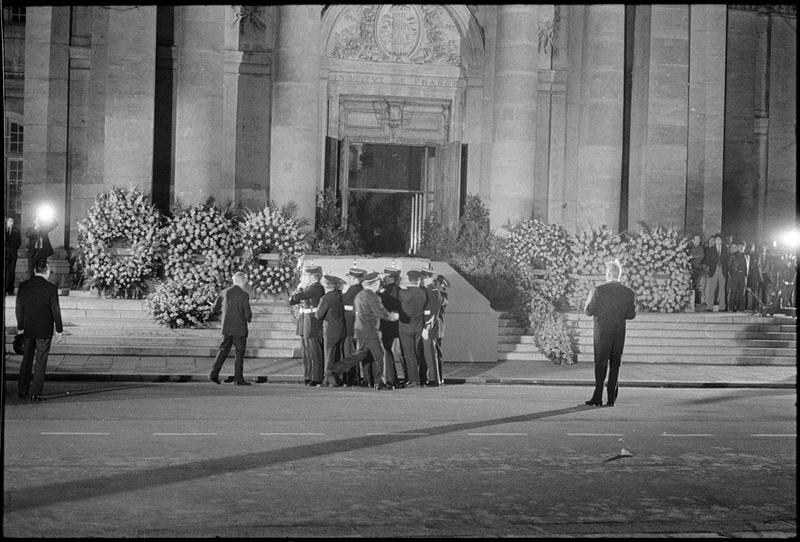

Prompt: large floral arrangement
[
  {"left": 147, "top": 200, "right": 244, "bottom": 327},
  {"left": 565, "top": 225, "right": 625, "bottom": 308},
  {"left": 240, "top": 203, "right": 308, "bottom": 294},
  {"left": 146, "top": 279, "right": 218, "bottom": 328},
  {"left": 516, "top": 287, "right": 576, "bottom": 365},
  {"left": 505, "top": 218, "right": 572, "bottom": 302},
  {"left": 620, "top": 224, "right": 692, "bottom": 312},
  {"left": 76, "top": 186, "right": 163, "bottom": 298}
]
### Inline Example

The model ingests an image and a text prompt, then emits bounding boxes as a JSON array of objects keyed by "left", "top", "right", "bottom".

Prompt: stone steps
[{"left": 497, "top": 311, "right": 796, "bottom": 365}]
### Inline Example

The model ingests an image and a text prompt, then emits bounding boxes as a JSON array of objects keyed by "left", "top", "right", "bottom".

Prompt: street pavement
[
  {"left": 2, "top": 355, "right": 797, "bottom": 389},
  {"left": 2, "top": 382, "right": 796, "bottom": 537}
]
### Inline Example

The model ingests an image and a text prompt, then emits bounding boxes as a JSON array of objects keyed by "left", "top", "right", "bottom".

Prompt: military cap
[
  {"left": 303, "top": 265, "right": 322, "bottom": 274},
  {"left": 362, "top": 271, "right": 381, "bottom": 284},
  {"left": 383, "top": 267, "right": 401, "bottom": 277},
  {"left": 420, "top": 268, "right": 435, "bottom": 277},
  {"left": 347, "top": 267, "right": 367, "bottom": 278},
  {"left": 406, "top": 270, "right": 422, "bottom": 282},
  {"left": 322, "top": 274, "right": 343, "bottom": 287}
]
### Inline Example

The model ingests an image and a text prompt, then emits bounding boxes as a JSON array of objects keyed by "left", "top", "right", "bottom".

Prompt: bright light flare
[
  {"left": 780, "top": 229, "right": 800, "bottom": 250},
  {"left": 36, "top": 203, "right": 56, "bottom": 224}
]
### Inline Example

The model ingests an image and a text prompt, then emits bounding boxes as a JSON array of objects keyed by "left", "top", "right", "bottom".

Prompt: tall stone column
[
  {"left": 102, "top": 7, "right": 157, "bottom": 191},
  {"left": 627, "top": 5, "right": 690, "bottom": 232},
  {"left": 22, "top": 7, "right": 69, "bottom": 248},
  {"left": 489, "top": 5, "right": 538, "bottom": 232},
  {"left": 173, "top": 6, "right": 225, "bottom": 206},
  {"left": 687, "top": 5, "right": 726, "bottom": 238},
  {"left": 575, "top": 5, "right": 625, "bottom": 232},
  {"left": 269, "top": 5, "right": 321, "bottom": 229}
]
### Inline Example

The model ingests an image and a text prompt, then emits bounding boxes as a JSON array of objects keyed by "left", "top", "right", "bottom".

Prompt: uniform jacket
[
  {"left": 703, "top": 245, "right": 728, "bottom": 277},
  {"left": 316, "top": 289, "right": 346, "bottom": 343},
  {"left": 437, "top": 290, "right": 448, "bottom": 339},
  {"left": 212, "top": 284, "right": 252, "bottom": 337},
  {"left": 379, "top": 282, "right": 401, "bottom": 338},
  {"left": 341, "top": 283, "right": 363, "bottom": 337},
  {"left": 289, "top": 281, "right": 325, "bottom": 338},
  {"left": 398, "top": 285, "right": 428, "bottom": 333},
  {"left": 728, "top": 252, "right": 746, "bottom": 280},
  {"left": 424, "top": 284, "right": 443, "bottom": 338},
  {"left": 15, "top": 275, "right": 63, "bottom": 339},
  {"left": 585, "top": 281, "right": 636, "bottom": 348},
  {"left": 353, "top": 288, "right": 393, "bottom": 340}
]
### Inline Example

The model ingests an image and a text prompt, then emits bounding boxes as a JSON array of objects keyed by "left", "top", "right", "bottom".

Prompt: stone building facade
[{"left": 3, "top": 5, "right": 797, "bottom": 255}]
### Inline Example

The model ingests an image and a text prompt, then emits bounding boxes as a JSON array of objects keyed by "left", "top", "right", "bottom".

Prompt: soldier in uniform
[
  {"left": 316, "top": 274, "right": 346, "bottom": 387},
  {"left": 379, "top": 267, "right": 403, "bottom": 387},
  {"left": 433, "top": 274, "right": 450, "bottom": 383},
  {"left": 341, "top": 267, "right": 367, "bottom": 386},
  {"left": 289, "top": 265, "right": 325, "bottom": 386},
  {"left": 397, "top": 270, "right": 428, "bottom": 387},
  {"left": 421, "top": 268, "right": 443, "bottom": 386},
  {"left": 328, "top": 272, "right": 399, "bottom": 390}
]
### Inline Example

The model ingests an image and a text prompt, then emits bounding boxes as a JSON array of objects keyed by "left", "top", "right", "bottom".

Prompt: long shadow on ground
[{"left": 4, "top": 404, "right": 589, "bottom": 512}]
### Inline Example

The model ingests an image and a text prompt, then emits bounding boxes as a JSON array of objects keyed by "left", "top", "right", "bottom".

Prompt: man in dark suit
[
  {"left": 15, "top": 259, "right": 64, "bottom": 401},
  {"left": 743, "top": 241, "right": 760, "bottom": 312},
  {"left": 727, "top": 241, "right": 747, "bottom": 312},
  {"left": 209, "top": 271, "right": 252, "bottom": 386},
  {"left": 289, "top": 265, "right": 325, "bottom": 386},
  {"left": 5, "top": 217, "right": 22, "bottom": 294},
  {"left": 316, "top": 274, "right": 346, "bottom": 387},
  {"left": 397, "top": 270, "right": 428, "bottom": 387},
  {"left": 584, "top": 260, "right": 636, "bottom": 407},
  {"left": 703, "top": 234, "right": 728, "bottom": 311},
  {"left": 25, "top": 216, "right": 57, "bottom": 278}
]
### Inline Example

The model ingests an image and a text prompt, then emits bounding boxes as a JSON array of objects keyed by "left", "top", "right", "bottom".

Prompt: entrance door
[{"left": 342, "top": 141, "right": 433, "bottom": 255}]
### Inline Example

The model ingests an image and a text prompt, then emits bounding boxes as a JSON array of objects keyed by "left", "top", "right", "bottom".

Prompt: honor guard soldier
[
  {"left": 379, "top": 267, "right": 403, "bottom": 386},
  {"left": 434, "top": 275, "right": 450, "bottom": 382},
  {"left": 327, "top": 272, "right": 399, "bottom": 390},
  {"left": 289, "top": 265, "right": 325, "bottom": 386},
  {"left": 316, "top": 275, "right": 346, "bottom": 387},
  {"left": 397, "top": 270, "right": 428, "bottom": 387},
  {"left": 421, "top": 268, "right": 444, "bottom": 386},
  {"left": 341, "top": 267, "right": 367, "bottom": 386}
]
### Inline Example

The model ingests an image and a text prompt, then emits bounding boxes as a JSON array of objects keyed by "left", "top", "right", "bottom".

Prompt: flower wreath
[
  {"left": 76, "top": 186, "right": 163, "bottom": 298},
  {"left": 621, "top": 224, "right": 692, "bottom": 313},
  {"left": 505, "top": 218, "right": 572, "bottom": 302},
  {"left": 147, "top": 201, "right": 244, "bottom": 328},
  {"left": 565, "top": 225, "right": 625, "bottom": 308},
  {"left": 240, "top": 204, "right": 308, "bottom": 295}
]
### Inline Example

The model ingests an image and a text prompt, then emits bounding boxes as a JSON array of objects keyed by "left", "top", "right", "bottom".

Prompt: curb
[{"left": 3, "top": 373, "right": 795, "bottom": 389}]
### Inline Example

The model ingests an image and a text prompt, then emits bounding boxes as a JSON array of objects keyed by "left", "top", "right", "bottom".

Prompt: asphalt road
[{"left": 2, "top": 381, "right": 796, "bottom": 538}]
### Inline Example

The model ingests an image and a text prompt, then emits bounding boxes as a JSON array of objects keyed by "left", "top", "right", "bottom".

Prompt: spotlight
[
  {"left": 36, "top": 203, "right": 57, "bottom": 225},
  {"left": 780, "top": 229, "right": 800, "bottom": 250}
]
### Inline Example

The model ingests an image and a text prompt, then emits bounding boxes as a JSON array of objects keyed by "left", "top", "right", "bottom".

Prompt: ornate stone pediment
[{"left": 327, "top": 4, "right": 461, "bottom": 66}]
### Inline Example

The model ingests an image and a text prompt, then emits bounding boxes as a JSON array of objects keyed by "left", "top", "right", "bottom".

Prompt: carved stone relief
[{"left": 327, "top": 5, "right": 461, "bottom": 66}]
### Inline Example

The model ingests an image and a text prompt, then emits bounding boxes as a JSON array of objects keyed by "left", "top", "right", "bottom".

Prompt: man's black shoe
[
  {"left": 224, "top": 376, "right": 236, "bottom": 383},
  {"left": 605, "top": 402, "right": 615, "bottom": 407},
  {"left": 209, "top": 375, "right": 221, "bottom": 384},
  {"left": 404, "top": 382, "right": 421, "bottom": 388},
  {"left": 233, "top": 380, "right": 251, "bottom": 386},
  {"left": 584, "top": 399, "right": 602, "bottom": 406},
  {"left": 375, "top": 382, "right": 393, "bottom": 390},
  {"left": 30, "top": 395, "right": 43, "bottom": 402},
  {"left": 424, "top": 381, "right": 439, "bottom": 387}
]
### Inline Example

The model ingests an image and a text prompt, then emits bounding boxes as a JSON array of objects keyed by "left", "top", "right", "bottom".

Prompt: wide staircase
[
  {"left": 498, "top": 311, "right": 797, "bottom": 365},
  {"left": 3, "top": 291, "right": 301, "bottom": 373}
]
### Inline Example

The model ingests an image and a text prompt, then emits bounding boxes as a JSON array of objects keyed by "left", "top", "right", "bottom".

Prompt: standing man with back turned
[
  {"left": 16, "top": 259, "right": 64, "bottom": 401},
  {"left": 584, "top": 260, "right": 636, "bottom": 407},
  {"left": 209, "top": 271, "right": 252, "bottom": 386}
]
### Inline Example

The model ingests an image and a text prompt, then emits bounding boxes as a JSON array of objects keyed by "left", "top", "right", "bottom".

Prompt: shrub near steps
[
  {"left": 3, "top": 292, "right": 302, "bottom": 360},
  {"left": 497, "top": 311, "right": 797, "bottom": 365}
]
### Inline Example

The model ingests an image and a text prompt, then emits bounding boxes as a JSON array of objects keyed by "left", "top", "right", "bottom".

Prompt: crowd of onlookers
[{"left": 688, "top": 233, "right": 797, "bottom": 313}]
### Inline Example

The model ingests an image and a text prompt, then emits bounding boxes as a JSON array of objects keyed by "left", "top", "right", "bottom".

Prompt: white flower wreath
[
  {"left": 240, "top": 205, "right": 308, "bottom": 295},
  {"left": 76, "top": 186, "right": 163, "bottom": 298},
  {"left": 147, "top": 201, "right": 244, "bottom": 327}
]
